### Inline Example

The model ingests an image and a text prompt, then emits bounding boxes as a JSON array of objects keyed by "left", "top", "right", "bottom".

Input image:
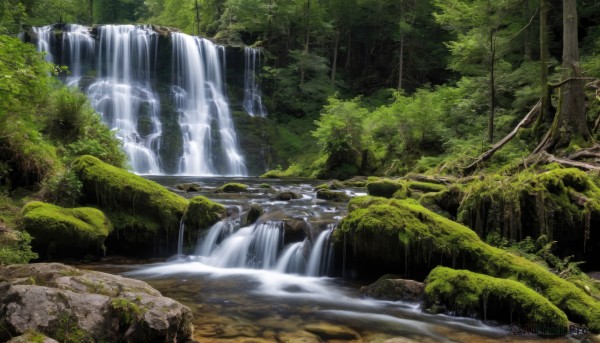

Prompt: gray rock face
[
  {"left": 360, "top": 274, "right": 424, "bottom": 302},
  {"left": 0, "top": 263, "right": 193, "bottom": 342}
]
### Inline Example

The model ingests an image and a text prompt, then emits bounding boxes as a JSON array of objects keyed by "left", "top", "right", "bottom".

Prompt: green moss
[
  {"left": 259, "top": 183, "right": 273, "bottom": 189},
  {"left": 110, "top": 297, "right": 146, "bottom": 326},
  {"left": 316, "top": 189, "right": 351, "bottom": 202},
  {"left": 407, "top": 181, "right": 447, "bottom": 193},
  {"left": 336, "top": 196, "right": 600, "bottom": 331},
  {"left": 425, "top": 267, "right": 569, "bottom": 329},
  {"left": 218, "top": 182, "right": 249, "bottom": 192},
  {"left": 183, "top": 196, "right": 226, "bottom": 231},
  {"left": 71, "top": 155, "right": 187, "bottom": 234},
  {"left": 20, "top": 201, "right": 111, "bottom": 256},
  {"left": 366, "top": 179, "right": 407, "bottom": 198}
]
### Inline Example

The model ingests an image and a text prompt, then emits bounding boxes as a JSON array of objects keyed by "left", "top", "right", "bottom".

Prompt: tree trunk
[
  {"left": 300, "top": 0, "right": 310, "bottom": 86},
  {"left": 543, "top": 0, "right": 590, "bottom": 150},
  {"left": 538, "top": 0, "right": 551, "bottom": 126},
  {"left": 488, "top": 30, "right": 497, "bottom": 144},
  {"left": 195, "top": 0, "right": 201, "bottom": 36},
  {"left": 331, "top": 28, "right": 339, "bottom": 84},
  {"left": 398, "top": 32, "right": 404, "bottom": 90}
]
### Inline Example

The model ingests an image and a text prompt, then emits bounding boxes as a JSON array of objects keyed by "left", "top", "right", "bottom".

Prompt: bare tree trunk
[
  {"left": 539, "top": 0, "right": 551, "bottom": 125},
  {"left": 543, "top": 0, "right": 590, "bottom": 150},
  {"left": 398, "top": 32, "right": 404, "bottom": 90},
  {"left": 488, "top": 30, "right": 497, "bottom": 144},
  {"left": 300, "top": 0, "right": 310, "bottom": 86},
  {"left": 331, "top": 28, "right": 339, "bottom": 84}
]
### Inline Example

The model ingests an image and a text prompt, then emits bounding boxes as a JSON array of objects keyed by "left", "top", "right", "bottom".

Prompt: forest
[{"left": 1, "top": 0, "right": 600, "bottom": 341}]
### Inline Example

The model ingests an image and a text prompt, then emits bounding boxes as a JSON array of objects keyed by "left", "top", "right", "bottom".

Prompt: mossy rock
[
  {"left": 243, "top": 205, "right": 264, "bottom": 226},
  {"left": 259, "top": 183, "right": 273, "bottom": 189},
  {"left": 183, "top": 196, "right": 226, "bottom": 232},
  {"left": 315, "top": 180, "right": 345, "bottom": 191},
  {"left": 72, "top": 155, "right": 187, "bottom": 232},
  {"left": 316, "top": 189, "right": 350, "bottom": 202},
  {"left": 336, "top": 196, "right": 600, "bottom": 331},
  {"left": 407, "top": 181, "right": 447, "bottom": 193},
  {"left": 424, "top": 266, "right": 569, "bottom": 329},
  {"left": 366, "top": 179, "right": 407, "bottom": 198},
  {"left": 218, "top": 182, "right": 249, "bottom": 193},
  {"left": 20, "top": 201, "right": 111, "bottom": 258}
]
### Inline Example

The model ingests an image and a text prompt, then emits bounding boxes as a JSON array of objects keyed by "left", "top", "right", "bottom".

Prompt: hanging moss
[
  {"left": 71, "top": 155, "right": 187, "bottom": 233},
  {"left": 336, "top": 196, "right": 600, "bottom": 331},
  {"left": 183, "top": 196, "right": 226, "bottom": 232},
  {"left": 218, "top": 182, "right": 249, "bottom": 192},
  {"left": 366, "top": 179, "right": 407, "bottom": 198},
  {"left": 424, "top": 267, "right": 569, "bottom": 330},
  {"left": 20, "top": 201, "right": 111, "bottom": 257},
  {"left": 457, "top": 167, "right": 600, "bottom": 253}
]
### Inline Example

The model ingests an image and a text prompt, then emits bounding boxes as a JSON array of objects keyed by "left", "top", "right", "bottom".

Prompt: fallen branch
[
  {"left": 465, "top": 101, "right": 541, "bottom": 173},
  {"left": 567, "top": 146, "right": 600, "bottom": 161},
  {"left": 404, "top": 173, "right": 456, "bottom": 185},
  {"left": 540, "top": 151, "right": 600, "bottom": 171}
]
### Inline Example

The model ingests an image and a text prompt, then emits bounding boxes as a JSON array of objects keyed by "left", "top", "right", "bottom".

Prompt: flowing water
[
  {"left": 32, "top": 25, "right": 54, "bottom": 63},
  {"left": 243, "top": 47, "right": 267, "bottom": 117},
  {"left": 83, "top": 177, "right": 574, "bottom": 342}
]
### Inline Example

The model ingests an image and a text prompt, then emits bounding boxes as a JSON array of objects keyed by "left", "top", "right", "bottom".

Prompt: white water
[
  {"left": 242, "top": 47, "right": 267, "bottom": 117},
  {"left": 172, "top": 33, "right": 247, "bottom": 176},
  {"left": 61, "top": 24, "right": 94, "bottom": 86},
  {"left": 87, "top": 25, "right": 163, "bottom": 174},
  {"left": 32, "top": 25, "right": 54, "bottom": 63},
  {"left": 306, "top": 225, "right": 334, "bottom": 276}
]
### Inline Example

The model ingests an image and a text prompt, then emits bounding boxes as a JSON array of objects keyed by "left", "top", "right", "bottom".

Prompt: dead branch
[
  {"left": 539, "top": 151, "right": 600, "bottom": 171},
  {"left": 464, "top": 101, "right": 541, "bottom": 173},
  {"left": 404, "top": 173, "right": 456, "bottom": 185},
  {"left": 567, "top": 146, "right": 600, "bottom": 160}
]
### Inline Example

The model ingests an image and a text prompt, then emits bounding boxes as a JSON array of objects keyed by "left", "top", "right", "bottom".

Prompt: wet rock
[
  {"left": 243, "top": 205, "right": 264, "bottom": 226},
  {"left": 316, "top": 189, "right": 351, "bottom": 202},
  {"left": 271, "top": 190, "right": 301, "bottom": 201},
  {"left": 282, "top": 218, "right": 309, "bottom": 244},
  {"left": 344, "top": 176, "right": 368, "bottom": 188},
  {"left": 278, "top": 330, "right": 321, "bottom": 343},
  {"left": 359, "top": 274, "right": 424, "bottom": 302},
  {"left": 218, "top": 183, "right": 249, "bottom": 193},
  {"left": 304, "top": 322, "right": 360, "bottom": 340},
  {"left": 0, "top": 263, "right": 193, "bottom": 342},
  {"left": 175, "top": 183, "right": 202, "bottom": 192}
]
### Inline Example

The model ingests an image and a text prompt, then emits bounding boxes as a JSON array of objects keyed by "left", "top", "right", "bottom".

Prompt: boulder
[
  {"left": 20, "top": 201, "right": 111, "bottom": 259},
  {"left": 360, "top": 274, "right": 424, "bottom": 302},
  {"left": 174, "top": 183, "right": 201, "bottom": 192},
  {"left": 303, "top": 322, "right": 359, "bottom": 340},
  {"left": 0, "top": 263, "right": 193, "bottom": 342},
  {"left": 316, "top": 189, "right": 350, "bottom": 202},
  {"left": 271, "top": 190, "right": 301, "bottom": 201},
  {"left": 366, "top": 179, "right": 407, "bottom": 198},
  {"left": 243, "top": 205, "right": 264, "bottom": 226},
  {"left": 218, "top": 183, "right": 249, "bottom": 193},
  {"left": 7, "top": 333, "right": 58, "bottom": 343}
]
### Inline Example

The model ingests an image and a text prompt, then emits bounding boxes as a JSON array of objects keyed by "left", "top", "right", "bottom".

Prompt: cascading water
[
  {"left": 61, "top": 24, "right": 94, "bottom": 86},
  {"left": 87, "top": 25, "right": 163, "bottom": 174},
  {"left": 32, "top": 25, "right": 54, "bottom": 62},
  {"left": 306, "top": 225, "right": 334, "bottom": 276},
  {"left": 242, "top": 47, "right": 267, "bottom": 117},
  {"left": 172, "top": 33, "right": 247, "bottom": 176}
]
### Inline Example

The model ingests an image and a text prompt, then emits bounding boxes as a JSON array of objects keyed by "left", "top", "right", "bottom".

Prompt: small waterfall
[
  {"left": 275, "top": 241, "right": 306, "bottom": 274},
  {"left": 61, "top": 24, "right": 94, "bottom": 86},
  {"left": 306, "top": 226, "right": 334, "bottom": 276},
  {"left": 242, "top": 47, "right": 267, "bottom": 117},
  {"left": 195, "top": 219, "right": 238, "bottom": 256},
  {"left": 87, "top": 25, "right": 163, "bottom": 174},
  {"left": 177, "top": 219, "right": 185, "bottom": 256},
  {"left": 172, "top": 33, "right": 247, "bottom": 176},
  {"left": 32, "top": 25, "right": 54, "bottom": 63}
]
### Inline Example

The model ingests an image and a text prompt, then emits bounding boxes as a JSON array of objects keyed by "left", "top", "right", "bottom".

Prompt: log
[
  {"left": 404, "top": 173, "right": 456, "bottom": 185},
  {"left": 567, "top": 146, "right": 600, "bottom": 160},
  {"left": 465, "top": 101, "right": 541, "bottom": 172}
]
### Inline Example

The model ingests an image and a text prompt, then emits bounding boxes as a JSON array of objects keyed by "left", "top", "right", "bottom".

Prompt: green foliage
[
  {"left": 39, "top": 169, "right": 82, "bottom": 207},
  {"left": 53, "top": 312, "right": 90, "bottom": 343},
  {"left": 0, "top": 231, "right": 38, "bottom": 264},
  {"left": 425, "top": 266, "right": 569, "bottom": 328},
  {"left": 336, "top": 196, "right": 600, "bottom": 330}
]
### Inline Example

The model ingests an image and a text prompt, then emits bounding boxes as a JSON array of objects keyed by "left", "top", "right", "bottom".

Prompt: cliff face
[{"left": 22, "top": 24, "right": 268, "bottom": 176}]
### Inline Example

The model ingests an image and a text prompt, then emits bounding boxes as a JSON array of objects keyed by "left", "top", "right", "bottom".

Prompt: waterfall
[
  {"left": 275, "top": 241, "right": 306, "bottom": 274},
  {"left": 177, "top": 219, "right": 185, "bottom": 256},
  {"left": 32, "top": 25, "right": 54, "bottom": 63},
  {"left": 172, "top": 33, "right": 247, "bottom": 176},
  {"left": 242, "top": 47, "right": 267, "bottom": 117},
  {"left": 306, "top": 226, "right": 334, "bottom": 276},
  {"left": 61, "top": 24, "right": 95, "bottom": 87},
  {"left": 87, "top": 25, "right": 163, "bottom": 175}
]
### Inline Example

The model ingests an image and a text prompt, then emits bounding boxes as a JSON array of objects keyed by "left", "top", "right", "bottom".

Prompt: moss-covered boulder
[
  {"left": 458, "top": 168, "right": 600, "bottom": 259},
  {"left": 407, "top": 181, "right": 447, "bottom": 194},
  {"left": 424, "top": 267, "right": 569, "bottom": 329},
  {"left": 316, "top": 189, "right": 350, "bottom": 202},
  {"left": 20, "top": 201, "right": 111, "bottom": 258},
  {"left": 336, "top": 196, "right": 600, "bottom": 331},
  {"left": 218, "top": 182, "right": 249, "bottom": 193},
  {"left": 71, "top": 155, "right": 188, "bottom": 256},
  {"left": 366, "top": 179, "right": 407, "bottom": 198},
  {"left": 360, "top": 274, "right": 424, "bottom": 302}
]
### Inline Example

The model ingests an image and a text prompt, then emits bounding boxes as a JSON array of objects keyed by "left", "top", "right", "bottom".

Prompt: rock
[
  {"left": 304, "top": 323, "right": 359, "bottom": 340},
  {"left": 175, "top": 183, "right": 201, "bottom": 192},
  {"left": 218, "top": 183, "right": 249, "bottom": 193},
  {"left": 20, "top": 201, "right": 112, "bottom": 259},
  {"left": 343, "top": 176, "right": 368, "bottom": 188},
  {"left": 366, "top": 179, "right": 407, "bottom": 198},
  {"left": 183, "top": 196, "right": 227, "bottom": 232},
  {"left": 271, "top": 190, "right": 301, "bottom": 201},
  {"left": 243, "top": 205, "right": 264, "bottom": 226},
  {"left": 7, "top": 332, "right": 59, "bottom": 343},
  {"left": 278, "top": 330, "right": 321, "bottom": 343},
  {"left": 282, "top": 218, "right": 309, "bottom": 244},
  {"left": 360, "top": 275, "right": 424, "bottom": 302},
  {"left": 0, "top": 263, "right": 193, "bottom": 343},
  {"left": 316, "top": 189, "right": 351, "bottom": 202}
]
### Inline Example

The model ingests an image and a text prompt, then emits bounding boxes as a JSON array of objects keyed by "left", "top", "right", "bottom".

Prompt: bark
[
  {"left": 488, "top": 30, "right": 497, "bottom": 144},
  {"left": 331, "top": 28, "right": 339, "bottom": 84},
  {"left": 465, "top": 101, "right": 541, "bottom": 172},
  {"left": 541, "top": 0, "right": 590, "bottom": 151},
  {"left": 539, "top": 152, "right": 600, "bottom": 171},
  {"left": 398, "top": 32, "right": 404, "bottom": 90},
  {"left": 538, "top": 0, "right": 551, "bottom": 125},
  {"left": 300, "top": 0, "right": 310, "bottom": 86}
]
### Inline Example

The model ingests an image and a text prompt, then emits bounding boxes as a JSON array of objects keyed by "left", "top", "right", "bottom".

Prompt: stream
[{"left": 83, "top": 177, "right": 573, "bottom": 342}]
